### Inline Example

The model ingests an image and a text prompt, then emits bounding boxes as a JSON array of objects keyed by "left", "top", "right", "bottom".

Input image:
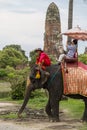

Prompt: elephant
[{"left": 18, "top": 64, "right": 87, "bottom": 122}]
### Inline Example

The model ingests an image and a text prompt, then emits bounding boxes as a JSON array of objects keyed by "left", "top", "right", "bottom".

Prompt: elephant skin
[{"left": 18, "top": 64, "right": 87, "bottom": 122}]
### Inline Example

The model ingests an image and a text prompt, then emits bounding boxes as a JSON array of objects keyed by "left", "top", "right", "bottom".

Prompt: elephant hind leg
[{"left": 82, "top": 98, "right": 87, "bottom": 122}]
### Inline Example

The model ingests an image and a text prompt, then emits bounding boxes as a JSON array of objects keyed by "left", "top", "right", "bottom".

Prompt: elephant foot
[
  {"left": 17, "top": 113, "right": 22, "bottom": 118},
  {"left": 49, "top": 117, "right": 60, "bottom": 122},
  {"left": 80, "top": 118, "right": 87, "bottom": 123}
]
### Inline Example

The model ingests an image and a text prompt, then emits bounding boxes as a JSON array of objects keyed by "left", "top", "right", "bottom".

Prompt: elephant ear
[
  {"left": 41, "top": 75, "right": 48, "bottom": 85},
  {"left": 40, "top": 70, "right": 49, "bottom": 85},
  {"left": 30, "top": 64, "right": 49, "bottom": 85},
  {"left": 34, "top": 67, "right": 49, "bottom": 85}
]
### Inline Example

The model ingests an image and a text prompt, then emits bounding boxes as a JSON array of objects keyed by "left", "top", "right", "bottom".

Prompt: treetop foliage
[
  {"left": 3, "top": 44, "right": 26, "bottom": 58},
  {"left": 78, "top": 54, "right": 87, "bottom": 64},
  {"left": 0, "top": 44, "right": 28, "bottom": 68}
]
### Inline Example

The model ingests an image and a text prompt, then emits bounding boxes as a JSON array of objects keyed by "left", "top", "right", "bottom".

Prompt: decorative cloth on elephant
[{"left": 61, "top": 61, "right": 87, "bottom": 97}]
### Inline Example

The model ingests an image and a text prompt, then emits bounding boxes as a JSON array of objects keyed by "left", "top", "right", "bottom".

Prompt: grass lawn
[
  {"left": 60, "top": 98, "right": 84, "bottom": 119},
  {"left": 0, "top": 87, "right": 87, "bottom": 129}
]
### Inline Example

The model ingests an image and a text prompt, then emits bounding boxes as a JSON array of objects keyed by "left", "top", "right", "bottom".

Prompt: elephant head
[
  {"left": 18, "top": 64, "right": 49, "bottom": 117},
  {"left": 29, "top": 64, "right": 49, "bottom": 88}
]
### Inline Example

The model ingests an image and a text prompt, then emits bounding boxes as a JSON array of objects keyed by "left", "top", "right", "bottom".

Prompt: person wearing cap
[
  {"left": 35, "top": 48, "right": 51, "bottom": 70},
  {"left": 35, "top": 48, "right": 51, "bottom": 78},
  {"left": 58, "top": 39, "right": 78, "bottom": 64}
]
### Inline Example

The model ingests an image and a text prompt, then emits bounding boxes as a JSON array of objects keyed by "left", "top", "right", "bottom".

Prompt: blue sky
[{"left": 0, "top": 0, "right": 87, "bottom": 56}]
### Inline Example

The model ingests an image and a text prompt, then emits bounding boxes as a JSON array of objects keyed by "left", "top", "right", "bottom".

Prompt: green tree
[
  {"left": 29, "top": 50, "right": 37, "bottom": 67},
  {"left": 3, "top": 44, "right": 27, "bottom": 58},
  {"left": 0, "top": 46, "right": 28, "bottom": 68},
  {"left": 0, "top": 68, "right": 7, "bottom": 79},
  {"left": 78, "top": 54, "right": 87, "bottom": 64},
  {"left": 0, "top": 44, "right": 29, "bottom": 99},
  {"left": 5, "top": 66, "right": 30, "bottom": 100}
]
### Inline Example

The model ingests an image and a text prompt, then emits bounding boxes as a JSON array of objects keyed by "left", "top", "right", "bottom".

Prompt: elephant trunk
[{"left": 18, "top": 81, "right": 34, "bottom": 117}]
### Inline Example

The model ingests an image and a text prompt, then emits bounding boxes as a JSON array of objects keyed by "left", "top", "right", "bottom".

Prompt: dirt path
[{"left": 0, "top": 102, "right": 83, "bottom": 130}]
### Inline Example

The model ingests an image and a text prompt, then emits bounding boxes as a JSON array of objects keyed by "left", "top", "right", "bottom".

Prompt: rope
[{"left": 47, "top": 67, "right": 60, "bottom": 87}]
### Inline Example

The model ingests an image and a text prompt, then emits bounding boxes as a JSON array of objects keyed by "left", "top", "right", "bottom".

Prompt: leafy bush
[
  {"left": 0, "top": 45, "right": 28, "bottom": 68},
  {"left": 29, "top": 50, "right": 37, "bottom": 66},
  {"left": 11, "top": 81, "right": 26, "bottom": 100},
  {"left": 78, "top": 54, "right": 87, "bottom": 64},
  {"left": 30, "top": 89, "right": 47, "bottom": 98},
  {"left": 49, "top": 54, "right": 57, "bottom": 64},
  {"left": 5, "top": 66, "right": 30, "bottom": 100},
  {"left": 0, "top": 69, "right": 7, "bottom": 78}
]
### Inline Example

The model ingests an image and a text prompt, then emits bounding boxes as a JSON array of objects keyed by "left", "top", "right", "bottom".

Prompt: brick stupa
[{"left": 44, "top": 2, "right": 63, "bottom": 58}]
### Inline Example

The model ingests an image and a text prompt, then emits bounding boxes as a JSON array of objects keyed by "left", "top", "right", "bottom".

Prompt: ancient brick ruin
[{"left": 44, "top": 2, "right": 63, "bottom": 58}]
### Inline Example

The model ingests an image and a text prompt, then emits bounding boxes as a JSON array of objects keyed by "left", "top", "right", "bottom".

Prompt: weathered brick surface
[{"left": 44, "top": 2, "right": 63, "bottom": 58}]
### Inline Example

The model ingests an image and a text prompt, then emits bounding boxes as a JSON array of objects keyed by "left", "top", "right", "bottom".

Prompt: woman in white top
[{"left": 58, "top": 39, "right": 78, "bottom": 63}]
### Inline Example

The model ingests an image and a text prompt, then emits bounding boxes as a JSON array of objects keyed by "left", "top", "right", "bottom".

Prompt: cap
[{"left": 35, "top": 48, "right": 43, "bottom": 52}]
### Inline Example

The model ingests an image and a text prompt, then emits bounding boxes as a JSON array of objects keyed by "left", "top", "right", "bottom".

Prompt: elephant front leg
[
  {"left": 45, "top": 99, "right": 53, "bottom": 121},
  {"left": 50, "top": 98, "right": 60, "bottom": 122}
]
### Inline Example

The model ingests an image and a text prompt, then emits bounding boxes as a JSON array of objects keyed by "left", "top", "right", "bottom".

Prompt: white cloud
[
  {"left": 0, "top": 10, "right": 45, "bottom": 54},
  {"left": 0, "top": 0, "right": 87, "bottom": 56}
]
